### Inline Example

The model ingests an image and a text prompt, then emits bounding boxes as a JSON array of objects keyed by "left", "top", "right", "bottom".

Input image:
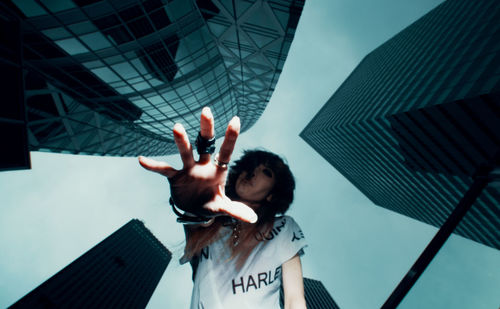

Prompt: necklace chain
[{"left": 232, "top": 222, "right": 241, "bottom": 246}]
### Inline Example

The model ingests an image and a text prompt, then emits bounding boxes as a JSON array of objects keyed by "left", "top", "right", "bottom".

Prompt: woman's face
[{"left": 235, "top": 164, "right": 275, "bottom": 206}]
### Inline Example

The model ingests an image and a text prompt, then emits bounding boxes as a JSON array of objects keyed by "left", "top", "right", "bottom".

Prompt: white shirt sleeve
[{"left": 276, "top": 216, "right": 307, "bottom": 264}]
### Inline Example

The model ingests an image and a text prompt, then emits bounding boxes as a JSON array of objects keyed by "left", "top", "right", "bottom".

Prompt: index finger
[{"left": 218, "top": 116, "right": 240, "bottom": 164}]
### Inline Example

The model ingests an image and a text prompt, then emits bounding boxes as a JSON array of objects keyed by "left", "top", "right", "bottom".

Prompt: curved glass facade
[{"left": 4, "top": 0, "right": 304, "bottom": 156}]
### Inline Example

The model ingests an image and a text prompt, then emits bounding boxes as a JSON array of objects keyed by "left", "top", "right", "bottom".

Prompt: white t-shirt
[{"left": 189, "top": 216, "right": 307, "bottom": 309}]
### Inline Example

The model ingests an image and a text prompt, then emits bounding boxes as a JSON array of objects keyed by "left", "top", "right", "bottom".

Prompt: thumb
[
  {"left": 204, "top": 194, "right": 258, "bottom": 223},
  {"left": 220, "top": 200, "right": 258, "bottom": 224}
]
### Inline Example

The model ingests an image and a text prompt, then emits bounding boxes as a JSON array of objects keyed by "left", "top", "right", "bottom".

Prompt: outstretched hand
[{"left": 138, "top": 107, "right": 257, "bottom": 223}]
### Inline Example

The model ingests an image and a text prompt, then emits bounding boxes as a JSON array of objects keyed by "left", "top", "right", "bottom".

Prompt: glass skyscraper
[
  {"left": 1, "top": 0, "right": 304, "bottom": 163},
  {"left": 301, "top": 0, "right": 499, "bottom": 250},
  {"left": 10, "top": 219, "right": 171, "bottom": 308}
]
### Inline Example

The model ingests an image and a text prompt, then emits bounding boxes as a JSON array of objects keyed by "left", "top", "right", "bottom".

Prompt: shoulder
[
  {"left": 270, "top": 216, "right": 307, "bottom": 262},
  {"left": 272, "top": 215, "right": 305, "bottom": 240},
  {"left": 274, "top": 215, "right": 301, "bottom": 229}
]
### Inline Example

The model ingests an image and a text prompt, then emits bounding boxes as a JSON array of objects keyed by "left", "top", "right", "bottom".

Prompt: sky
[{"left": 1, "top": 0, "right": 499, "bottom": 308}]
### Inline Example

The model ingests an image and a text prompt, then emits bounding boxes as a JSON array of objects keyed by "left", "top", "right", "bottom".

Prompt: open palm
[{"left": 138, "top": 107, "right": 257, "bottom": 223}]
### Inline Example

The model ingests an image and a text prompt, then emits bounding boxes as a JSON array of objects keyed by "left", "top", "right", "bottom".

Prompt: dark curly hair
[{"left": 225, "top": 149, "right": 295, "bottom": 222}]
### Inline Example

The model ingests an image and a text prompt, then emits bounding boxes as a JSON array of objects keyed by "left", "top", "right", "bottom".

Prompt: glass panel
[
  {"left": 147, "top": 95, "right": 165, "bottom": 104},
  {"left": 42, "top": 27, "right": 71, "bottom": 40},
  {"left": 184, "top": 29, "right": 204, "bottom": 53},
  {"left": 132, "top": 81, "right": 150, "bottom": 91},
  {"left": 109, "top": 81, "right": 126, "bottom": 87},
  {"left": 129, "top": 77, "right": 144, "bottom": 84},
  {"left": 40, "top": 0, "right": 76, "bottom": 13},
  {"left": 399, "top": 187, "right": 500, "bottom": 309},
  {"left": 112, "top": 62, "right": 139, "bottom": 79},
  {"left": 104, "top": 55, "right": 125, "bottom": 65},
  {"left": 161, "top": 89, "right": 177, "bottom": 102},
  {"left": 148, "top": 79, "right": 163, "bottom": 87},
  {"left": 68, "top": 21, "right": 97, "bottom": 35},
  {"left": 166, "top": 0, "right": 193, "bottom": 21},
  {"left": 115, "top": 86, "right": 134, "bottom": 94},
  {"left": 91, "top": 67, "right": 120, "bottom": 83},
  {"left": 179, "top": 62, "right": 196, "bottom": 75},
  {"left": 130, "top": 58, "right": 149, "bottom": 75},
  {"left": 79, "top": 32, "right": 112, "bottom": 50},
  {"left": 82, "top": 60, "right": 104, "bottom": 69},
  {"left": 131, "top": 98, "right": 150, "bottom": 109},
  {"left": 54, "top": 38, "right": 89, "bottom": 55},
  {"left": 12, "top": 0, "right": 46, "bottom": 17},
  {"left": 176, "top": 84, "right": 191, "bottom": 97}
]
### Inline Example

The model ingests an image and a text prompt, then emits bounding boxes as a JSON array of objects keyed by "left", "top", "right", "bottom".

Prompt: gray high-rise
[
  {"left": 303, "top": 278, "right": 340, "bottom": 309},
  {"left": 280, "top": 277, "right": 340, "bottom": 309},
  {"left": 301, "top": 0, "right": 499, "bottom": 249},
  {"left": 10, "top": 219, "right": 171, "bottom": 308},
  {"left": 0, "top": 0, "right": 304, "bottom": 170}
]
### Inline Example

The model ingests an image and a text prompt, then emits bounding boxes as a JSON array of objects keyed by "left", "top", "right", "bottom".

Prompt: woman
[{"left": 139, "top": 107, "right": 307, "bottom": 308}]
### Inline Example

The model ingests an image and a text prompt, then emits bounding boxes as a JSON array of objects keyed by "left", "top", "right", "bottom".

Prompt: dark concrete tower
[
  {"left": 301, "top": 0, "right": 500, "bottom": 249},
  {"left": 10, "top": 219, "right": 171, "bottom": 308}
]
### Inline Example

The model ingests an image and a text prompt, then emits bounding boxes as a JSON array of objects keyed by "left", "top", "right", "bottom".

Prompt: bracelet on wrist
[{"left": 169, "top": 197, "right": 215, "bottom": 225}]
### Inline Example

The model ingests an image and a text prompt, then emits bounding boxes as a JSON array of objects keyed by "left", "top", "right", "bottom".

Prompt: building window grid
[
  {"left": 479, "top": 190, "right": 500, "bottom": 220},
  {"left": 189, "top": 20, "right": 237, "bottom": 130},
  {"left": 194, "top": 18, "right": 235, "bottom": 124},
  {"left": 336, "top": 124, "right": 424, "bottom": 218},
  {"left": 329, "top": 81, "right": 361, "bottom": 126},
  {"left": 349, "top": 123, "right": 442, "bottom": 222},
  {"left": 402, "top": 1, "right": 485, "bottom": 111},
  {"left": 421, "top": 107, "right": 482, "bottom": 173},
  {"left": 461, "top": 198, "right": 500, "bottom": 246},
  {"left": 206, "top": 2, "right": 290, "bottom": 121},
  {"left": 390, "top": 122, "right": 459, "bottom": 213},
  {"left": 358, "top": 120, "right": 453, "bottom": 224},
  {"left": 439, "top": 36, "right": 495, "bottom": 100},
  {"left": 310, "top": 135, "right": 388, "bottom": 205},
  {"left": 70, "top": 1, "right": 221, "bottom": 135},
  {"left": 32, "top": 3, "right": 174, "bottom": 132},
  {"left": 57, "top": 232, "right": 127, "bottom": 304},
  {"left": 380, "top": 30, "right": 447, "bottom": 115},
  {"left": 455, "top": 204, "right": 498, "bottom": 248},
  {"left": 469, "top": 60, "right": 500, "bottom": 96},
  {"left": 436, "top": 103, "right": 493, "bottom": 165},
  {"left": 351, "top": 36, "right": 412, "bottom": 124},
  {"left": 16, "top": 0, "right": 300, "bottom": 154},
  {"left": 112, "top": 237, "right": 148, "bottom": 309},
  {"left": 377, "top": 2, "right": 470, "bottom": 117},
  {"left": 401, "top": 110, "right": 467, "bottom": 174},
  {"left": 359, "top": 34, "right": 417, "bottom": 122},
  {"left": 326, "top": 131, "right": 391, "bottom": 200},
  {"left": 87, "top": 241, "right": 133, "bottom": 308},
  {"left": 332, "top": 72, "right": 372, "bottom": 126},
  {"left": 124, "top": 6, "right": 204, "bottom": 131},
  {"left": 443, "top": 173, "right": 498, "bottom": 241},
  {"left": 456, "top": 52, "right": 500, "bottom": 100}
]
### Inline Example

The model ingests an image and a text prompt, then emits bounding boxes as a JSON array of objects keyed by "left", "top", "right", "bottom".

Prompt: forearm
[
  {"left": 282, "top": 254, "right": 307, "bottom": 309},
  {"left": 285, "top": 296, "right": 307, "bottom": 309}
]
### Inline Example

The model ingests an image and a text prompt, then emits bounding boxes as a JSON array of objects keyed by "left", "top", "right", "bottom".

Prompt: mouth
[{"left": 238, "top": 177, "right": 252, "bottom": 188}]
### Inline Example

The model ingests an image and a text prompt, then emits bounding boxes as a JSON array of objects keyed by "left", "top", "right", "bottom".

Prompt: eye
[{"left": 262, "top": 168, "right": 273, "bottom": 178}]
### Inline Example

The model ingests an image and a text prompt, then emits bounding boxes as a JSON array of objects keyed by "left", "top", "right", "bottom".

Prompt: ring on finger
[
  {"left": 214, "top": 153, "right": 229, "bottom": 168},
  {"left": 195, "top": 132, "right": 216, "bottom": 155}
]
